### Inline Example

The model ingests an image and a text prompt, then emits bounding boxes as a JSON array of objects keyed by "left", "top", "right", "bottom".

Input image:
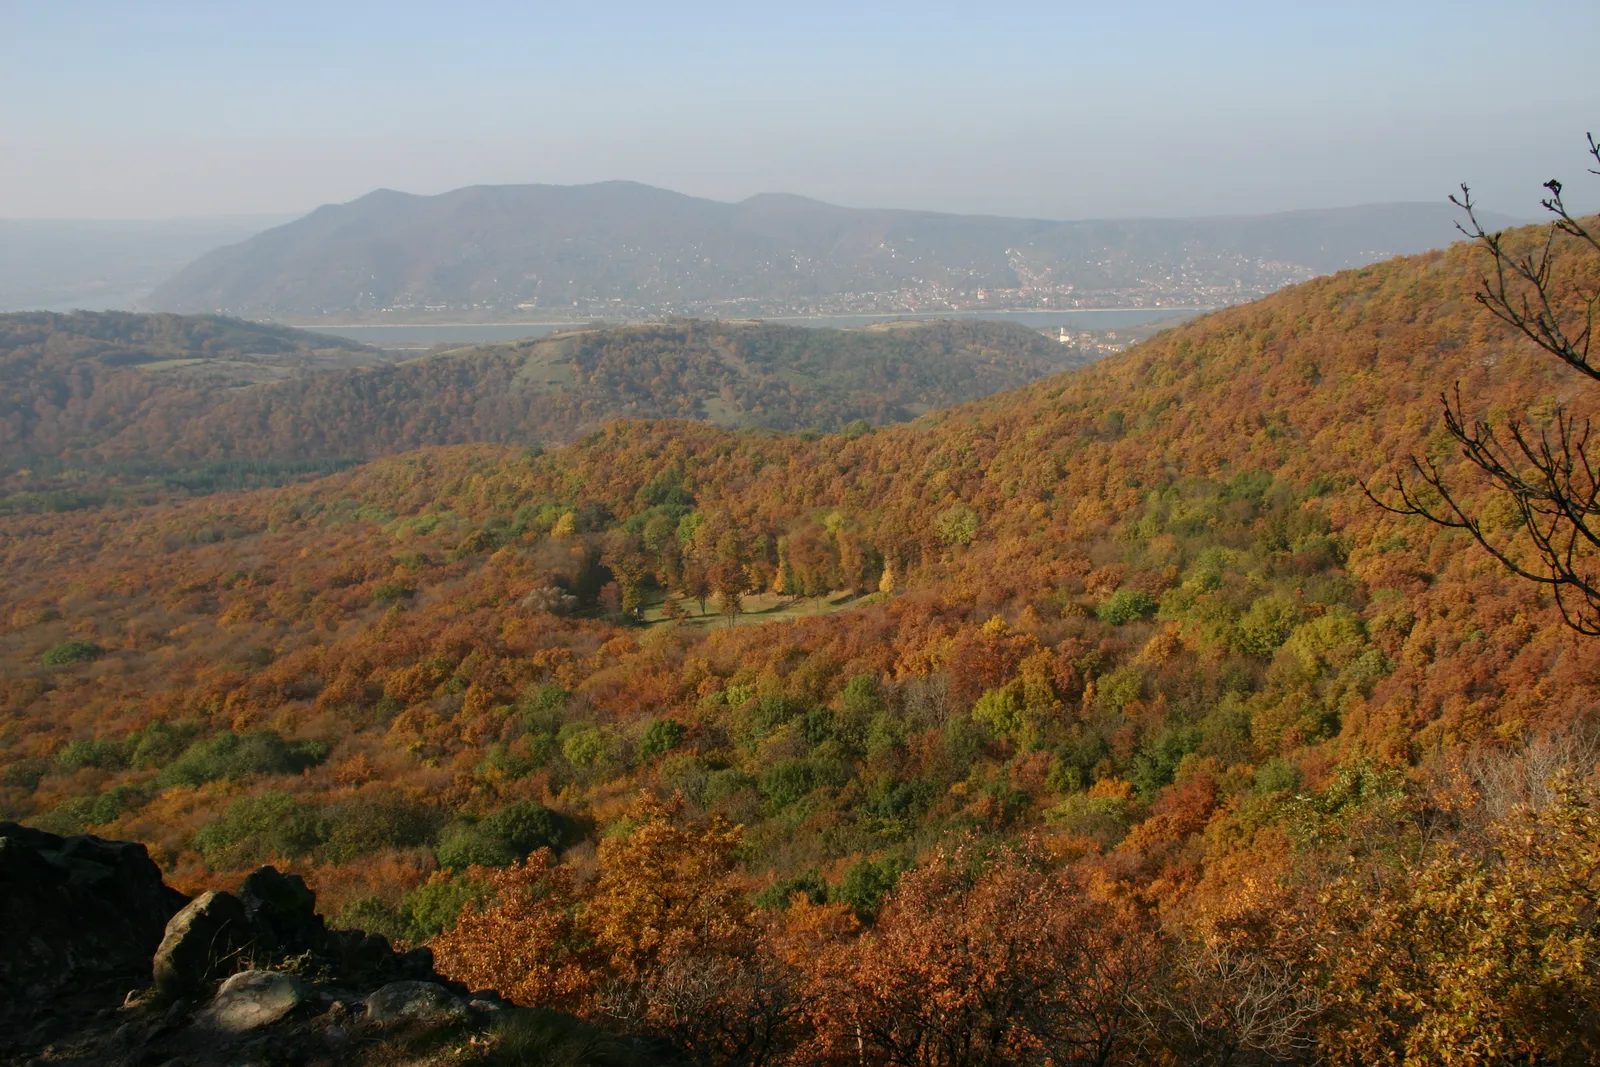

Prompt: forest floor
[{"left": 639, "top": 590, "right": 864, "bottom": 631}]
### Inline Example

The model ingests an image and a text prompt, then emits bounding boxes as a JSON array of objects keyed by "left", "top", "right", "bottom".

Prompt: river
[{"left": 303, "top": 308, "right": 1208, "bottom": 348}]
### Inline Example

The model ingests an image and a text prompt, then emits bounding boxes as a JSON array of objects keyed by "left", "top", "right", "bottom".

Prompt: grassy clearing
[{"left": 640, "top": 590, "right": 864, "bottom": 631}]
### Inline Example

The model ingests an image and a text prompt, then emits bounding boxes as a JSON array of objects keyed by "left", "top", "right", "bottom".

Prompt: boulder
[
  {"left": 365, "top": 980, "right": 471, "bottom": 1028},
  {"left": 469, "top": 990, "right": 510, "bottom": 1015},
  {"left": 237, "top": 866, "right": 323, "bottom": 954},
  {"left": 398, "top": 945, "right": 437, "bottom": 979},
  {"left": 196, "top": 969, "right": 308, "bottom": 1033},
  {"left": 0, "top": 821, "right": 188, "bottom": 998},
  {"left": 152, "top": 890, "right": 249, "bottom": 1000}
]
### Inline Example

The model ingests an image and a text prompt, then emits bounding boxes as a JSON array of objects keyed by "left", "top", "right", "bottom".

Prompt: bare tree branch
[{"left": 1363, "top": 133, "right": 1600, "bottom": 637}]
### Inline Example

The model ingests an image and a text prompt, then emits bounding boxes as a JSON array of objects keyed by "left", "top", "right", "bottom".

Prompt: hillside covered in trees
[
  {"left": 1, "top": 315, "right": 1078, "bottom": 503},
  {"left": 3, "top": 220, "right": 1598, "bottom": 1063},
  {"left": 1, "top": 310, "right": 387, "bottom": 459}
]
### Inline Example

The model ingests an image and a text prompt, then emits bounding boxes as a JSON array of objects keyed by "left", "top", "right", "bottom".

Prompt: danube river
[{"left": 304, "top": 308, "right": 1207, "bottom": 348}]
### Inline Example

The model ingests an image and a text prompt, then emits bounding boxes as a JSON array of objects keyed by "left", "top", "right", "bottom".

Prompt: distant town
[{"left": 316, "top": 253, "right": 1316, "bottom": 325}]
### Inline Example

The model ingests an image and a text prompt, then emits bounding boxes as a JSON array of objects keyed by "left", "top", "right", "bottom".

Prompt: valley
[
  {"left": 3, "top": 215, "right": 1597, "bottom": 1061},
  {"left": 7, "top": 8, "right": 1596, "bottom": 1063}
]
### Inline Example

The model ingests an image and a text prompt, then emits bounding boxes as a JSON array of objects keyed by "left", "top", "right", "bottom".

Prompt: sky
[{"left": 2, "top": 0, "right": 1597, "bottom": 222}]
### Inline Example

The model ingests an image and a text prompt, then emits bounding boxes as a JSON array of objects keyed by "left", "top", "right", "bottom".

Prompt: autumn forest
[{"left": 4, "top": 205, "right": 1600, "bottom": 1065}]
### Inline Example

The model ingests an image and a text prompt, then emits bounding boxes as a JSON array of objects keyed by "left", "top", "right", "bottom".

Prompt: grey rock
[
  {"left": 469, "top": 989, "right": 510, "bottom": 1013},
  {"left": 196, "top": 969, "right": 307, "bottom": 1033},
  {"left": 152, "top": 891, "right": 249, "bottom": 1000},
  {"left": 364, "top": 980, "right": 471, "bottom": 1027}
]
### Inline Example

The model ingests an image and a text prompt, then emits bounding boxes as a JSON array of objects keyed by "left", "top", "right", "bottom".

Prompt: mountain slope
[
  {"left": 0, "top": 311, "right": 388, "bottom": 465},
  {"left": 0, "top": 314, "right": 1081, "bottom": 475},
  {"left": 143, "top": 181, "right": 1517, "bottom": 319},
  {"left": 1, "top": 220, "right": 1595, "bottom": 1062}
]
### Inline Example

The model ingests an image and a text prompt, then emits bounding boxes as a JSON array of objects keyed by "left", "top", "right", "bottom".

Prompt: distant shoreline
[{"left": 288, "top": 307, "right": 1216, "bottom": 330}]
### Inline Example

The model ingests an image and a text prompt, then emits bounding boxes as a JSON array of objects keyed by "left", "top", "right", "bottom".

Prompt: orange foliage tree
[{"left": 800, "top": 839, "right": 1157, "bottom": 1066}]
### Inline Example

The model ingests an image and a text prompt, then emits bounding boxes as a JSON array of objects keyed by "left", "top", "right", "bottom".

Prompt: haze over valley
[{"left": 139, "top": 186, "right": 1515, "bottom": 325}]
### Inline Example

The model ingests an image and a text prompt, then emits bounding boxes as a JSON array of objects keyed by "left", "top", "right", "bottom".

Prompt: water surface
[{"left": 307, "top": 308, "right": 1207, "bottom": 347}]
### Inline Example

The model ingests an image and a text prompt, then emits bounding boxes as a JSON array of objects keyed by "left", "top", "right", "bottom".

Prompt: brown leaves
[
  {"left": 798, "top": 839, "right": 1159, "bottom": 1066},
  {"left": 431, "top": 851, "right": 598, "bottom": 1010},
  {"left": 1312, "top": 773, "right": 1600, "bottom": 1065},
  {"left": 584, "top": 791, "right": 748, "bottom": 979}
]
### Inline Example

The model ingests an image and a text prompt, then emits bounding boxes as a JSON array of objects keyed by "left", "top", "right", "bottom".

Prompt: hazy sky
[{"left": 3, "top": 1, "right": 1596, "bottom": 221}]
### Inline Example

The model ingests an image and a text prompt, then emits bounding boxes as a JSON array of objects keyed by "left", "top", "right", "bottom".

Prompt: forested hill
[
  {"left": 0, "top": 314, "right": 1080, "bottom": 476},
  {"left": 3, "top": 221, "right": 1597, "bottom": 1062},
  {"left": 0, "top": 311, "right": 391, "bottom": 467},
  {"left": 143, "top": 180, "right": 1515, "bottom": 318}
]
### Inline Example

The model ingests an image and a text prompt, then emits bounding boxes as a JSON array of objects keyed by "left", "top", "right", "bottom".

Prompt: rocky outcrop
[
  {"left": 238, "top": 864, "right": 320, "bottom": 951},
  {"left": 195, "top": 969, "right": 309, "bottom": 1033},
  {"left": 152, "top": 889, "right": 250, "bottom": 999},
  {"left": 0, "top": 821, "right": 188, "bottom": 996},
  {"left": 146, "top": 865, "right": 445, "bottom": 1006},
  {"left": 365, "top": 980, "right": 472, "bottom": 1027},
  {"left": 0, "top": 828, "right": 671, "bottom": 1066}
]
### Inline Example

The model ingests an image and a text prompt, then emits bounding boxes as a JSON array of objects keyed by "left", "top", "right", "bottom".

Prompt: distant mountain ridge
[{"left": 143, "top": 182, "right": 1519, "bottom": 320}]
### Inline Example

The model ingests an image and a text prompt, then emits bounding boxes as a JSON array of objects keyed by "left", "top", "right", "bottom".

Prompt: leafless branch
[{"left": 1363, "top": 133, "right": 1600, "bottom": 637}]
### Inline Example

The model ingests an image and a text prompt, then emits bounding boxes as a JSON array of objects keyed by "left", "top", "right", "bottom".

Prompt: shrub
[
  {"left": 760, "top": 759, "right": 816, "bottom": 811},
  {"left": 1255, "top": 757, "right": 1303, "bottom": 795},
  {"left": 1050, "top": 728, "right": 1110, "bottom": 792},
  {"left": 1096, "top": 588, "right": 1159, "bottom": 625},
  {"left": 319, "top": 789, "right": 444, "bottom": 863},
  {"left": 940, "top": 714, "right": 990, "bottom": 781},
  {"left": 32, "top": 785, "right": 146, "bottom": 835},
  {"left": 157, "top": 730, "right": 327, "bottom": 788},
  {"left": 370, "top": 580, "right": 414, "bottom": 605},
  {"left": 639, "top": 718, "right": 685, "bottom": 759},
  {"left": 836, "top": 854, "right": 911, "bottom": 920},
  {"left": 401, "top": 872, "right": 492, "bottom": 940},
  {"left": 436, "top": 820, "right": 518, "bottom": 870},
  {"left": 838, "top": 674, "right": 885, "bottom": 725},
  {"left": 972, "top": 682, "right": 1027, "bottom": 737},
  {"left": 482, "top": 801, "right": 567, "bottom": 857},
  {"left": 1232, "top": 594, "right": 1302, "bottom": 657},
  {"left": 560, "top": 727, "right": 610, "bottom": 769},
  {"left": 1199, "top": 694, "right": 1255, "bottom": 764},
  {"left": 451, "top": 528, "right": 502, "bottom": 558},
  {"left": 753, "top": 870, "right": 830, "bottom": 910},
  {"left": 434, "top": 802, "right": 567, "bottom": 871},
  {"left": 1, "top": 758, "right": 51, "bottom": 791},
  {"left": 1282, "top": 607, "right": 1369, "bottom": 676},
  {"left": 42, "top": 640, "right": 103, "bottom": 666},
  {"left": 1046, "top": 788, "right": 1133, "bottom": 847},
  {"left": 54, "top": 738, "right": 126, "bottom": 772},
  {"left": 525, "top": 683, "right": 568, "bottom": 714},
  {"left": 192, "top": 792, "right": 325, "bottom": 868},
  {"left": 477, "top": 742, "right": 541, "bottom": 779},
  {"left": 1093, "top": 666, "right": 1145, "bottom": 715},
  {"left": 935, "top": 504, "right": 980, "bottom": 547},
  {"left": 703, "top": 768, "right": 758, "bottom": 810},
  {"left": 740, "top": 694, "right": 808, "bottom": 746},
  {"left": 336, "top": 895, "right": 407, "bottom": 943},
  {"left": 1130, "top": 726, "right": 1203, "bottom": 801},
  {"left": 865, "top": 712, "right": 905, "bottom": 762},
  {"left": 127, "top": 720, "right": 200, "bottom": 769},
  {"left": 659, "top": 753, "right": 710, "bottom": 803}
]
